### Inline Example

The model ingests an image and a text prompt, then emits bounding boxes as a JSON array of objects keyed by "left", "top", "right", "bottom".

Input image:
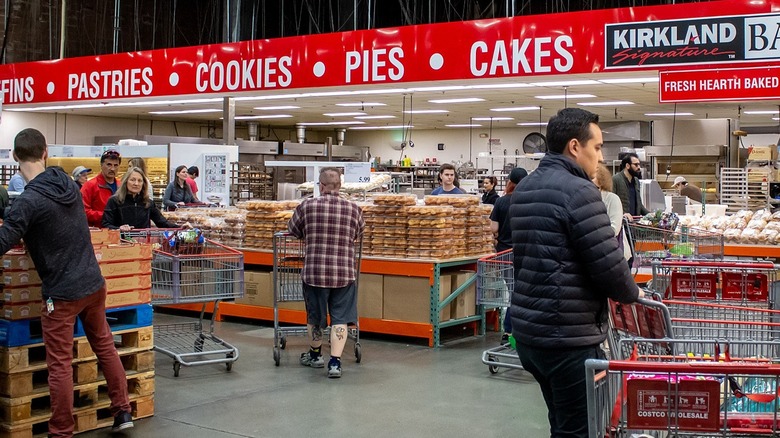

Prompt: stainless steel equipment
[{"left": 644, "top": 119, "right": 736, "bottom": 203}]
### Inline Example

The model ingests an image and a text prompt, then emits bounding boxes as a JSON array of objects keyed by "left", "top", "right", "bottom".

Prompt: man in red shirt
[
  {"left": 81, "top": 149, "right": 121, "bottom": 227},
  {"left": 186, "top": 166, "right": 199, "bottom": 197},
  {"left": 288, "top": 167, "right": 364, "bottom": 378}
]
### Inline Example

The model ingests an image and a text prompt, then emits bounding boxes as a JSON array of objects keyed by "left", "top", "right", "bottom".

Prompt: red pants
[{"left": 41, "top": 284, "right": 130, "bottom": 438}]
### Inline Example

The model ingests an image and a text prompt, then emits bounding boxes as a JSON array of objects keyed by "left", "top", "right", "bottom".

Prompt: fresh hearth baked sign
[{"left": 0, "top": 0, "right": 775, "bottom": 106}]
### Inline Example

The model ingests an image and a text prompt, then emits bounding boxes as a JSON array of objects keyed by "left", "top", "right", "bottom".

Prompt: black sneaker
[
  {"left": 500, "top": 333, "right": 510, "bottom": 345},
  {"left": 327, "top": 358, "right": 342, "bottom": 378},
  {"left": 112, "top": 410, "right": 134, "bottom": 432}
]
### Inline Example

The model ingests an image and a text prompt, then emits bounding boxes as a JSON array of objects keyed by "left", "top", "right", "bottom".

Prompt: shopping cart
[
  {"left": 476, "top": 249, "right": 523, "bottom": 374},
  {"left": 126, "top": 229, "right": 244, "bottom": 377},
  {"left": 625, "top": 222, "right": 724, "bottom": 268},
  {"left": 271, "top": 231, "right": 362, "bottom": 366},
  {"left": 607, "top": 296, "right": 674, "bottom": 360},
  {"left": 586, "top": 358, "right": 780, "bottom": 437},
  {"left": 650, "top": 260, "right": 780, "bottom": 308}
]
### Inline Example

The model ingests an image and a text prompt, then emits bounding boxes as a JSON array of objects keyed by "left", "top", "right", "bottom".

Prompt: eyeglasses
[{"left": 101, "top": 150, "right": 121, "bottom": 160}]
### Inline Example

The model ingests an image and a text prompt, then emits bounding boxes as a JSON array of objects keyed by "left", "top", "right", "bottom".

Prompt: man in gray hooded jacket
[{"left": 0, "top": 129, "right": 133, "bottom": 437}]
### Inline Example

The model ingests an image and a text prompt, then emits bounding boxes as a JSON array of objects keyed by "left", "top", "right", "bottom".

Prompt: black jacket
[
  {"left": 0, "top": 168, "right": 104, "bottom": 301},
  {"left": 508, "top": 153, "right": 638, "bottom": 349},
  {"left": 102, "top": 194, "right": 178, "bottom": 230},
  {"left": 482, "top": 189, "right": 499, "bottom": 205}
]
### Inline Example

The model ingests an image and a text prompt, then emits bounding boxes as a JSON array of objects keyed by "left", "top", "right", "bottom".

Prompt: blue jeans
[{"left": 517, "top": 343, "right": 606, "bottom": 438}]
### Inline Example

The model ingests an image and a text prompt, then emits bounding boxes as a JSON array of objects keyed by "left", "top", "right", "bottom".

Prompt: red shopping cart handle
[
  {"left": 606, "top": 360, "right": 780, "bottom": 375},
  {"left": 655, "top": 260, "right": 775, "bottom": 269}
]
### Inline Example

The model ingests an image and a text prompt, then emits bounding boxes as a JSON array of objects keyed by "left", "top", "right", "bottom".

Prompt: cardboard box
[
  {"left": 93, "top": 243, "right": 153, "bottom": 263},
  {"left": 278, "top": 301, "right": 306, "bottom": 311},
  {"left": 3, "top": 286, "right": 42, "bottom": 303},
  {"left": 90, "top": 228, "right": 121, "bottom": 245},
  {"left": 0, "top": 302, "right": 40, "bottom": 320},
  {"left": 2, "top": 250, "right": 33, "bottom": 270},
  {"left": 748, "top": 145, "right": 778, "bottom": 161},
  {"left": 234, "top": 271, "right": 273, "bottom": 307},
  {"left": 106, "top": 289, "right": 152, "bottom": 308},
  {"left": 105, "top": 274, "right": 152, "bottom": 293},
  {"left": 451, "top": 271, "right": 477, "bottom": 320},
  {"left": 357, "top": 274, "right": 383, "bottom": 319},
  {"left": 383, "top": 274, "right": 452, "bottom": 323},
  {"left": 3, "top": 270, "right": 41, "bottom": 287},
  {"left": 100, "top": 260, "right": 152, "bottom": 278}
]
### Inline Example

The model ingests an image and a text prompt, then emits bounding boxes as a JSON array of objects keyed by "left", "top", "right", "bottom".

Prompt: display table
[{"left": 163, "top": 250, "right": 486, "bottom": 347}]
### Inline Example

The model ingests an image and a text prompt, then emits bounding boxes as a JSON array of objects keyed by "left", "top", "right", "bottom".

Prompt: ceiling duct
[
  {"left": 247, "top": 122, "right": 259, "bottom": 141},
  {"left": 335, "top": 128, "right": 346, "bottom": 145},
  {"left": 295, "top": 124, "right": 306, "bottom": 143}
]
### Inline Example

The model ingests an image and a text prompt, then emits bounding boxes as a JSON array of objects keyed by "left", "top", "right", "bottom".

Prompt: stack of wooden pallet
[{"left": 0, "top": 230, "right": 156, "bottom": 438}]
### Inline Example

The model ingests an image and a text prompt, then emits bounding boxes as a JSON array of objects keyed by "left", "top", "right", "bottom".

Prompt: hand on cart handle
[{"left": 119, "top": 224, "right": 134, "bottom": 232}]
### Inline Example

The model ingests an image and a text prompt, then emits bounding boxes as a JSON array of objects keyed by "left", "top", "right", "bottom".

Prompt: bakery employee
[
  {"left": 430, "top": 163, "right": 465, "bottom": 195},
  {"left": 672, "top": 176, "right": 703, "bottom": 204}
]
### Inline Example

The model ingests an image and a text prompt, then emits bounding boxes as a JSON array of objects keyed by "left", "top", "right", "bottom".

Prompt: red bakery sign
[
  {"left": 660, "top": 66, "right": 780, "bottom": 102},
  {"left": 0, "top": 0, "right": 775, "bottom": 106}
]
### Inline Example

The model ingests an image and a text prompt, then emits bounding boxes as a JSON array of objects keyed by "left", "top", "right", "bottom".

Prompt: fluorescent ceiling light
[
  {"left": 468, "top": 83, "right": 534, "bottom": 89},
  {"left": 253, "top": 105, "right": 300, "bottom": 110},
  {"left": 323, "top": 112, "right": 366, "bottom": 117},
  {"left": 336, "top": 102, "right": 386, "bottom": 107},
  {"left": 233, "top": 114, "right": 293, "bottom": 120},
  {"left": 428, "top": 97, "right": 485, "bottom": 104},
  {"left": 578, "top": 101, "right": 635, "bottom": 106},
  {"left": 355, "top": 115, "right": 396, "bottom": 119},
  {"left": 531, "top": 80, "right": 600, "bottom": 87},
  {"left": 599, "top": 77, "right": 659, "bottom": 84},
  {"left": 518, "top": 122, "right": 548, "bottom": 126},
  {"left": 445, "top": 124, "right": 482, "bottom": 127},
  {"left": 490, "top": 106, "right": 540, "bottom": 112},
  {"left": 472, "top": 117, "right": 513, "bottom": 121},
  {"left": 350, "top": 125, "right": 410, "bottom": 130},
  {"left": 404, "top": 109, "right": 449, "bottom": 114},
  {"left": 148, "top": 109, "right": 222, "bottom": 115},
  {"left": 644, "top": 112, "right": 694, "bottom": 116},
  {"left": 535, "top": 94, "right": 596, "bottom": 100},
  {"left": 298, "top": 121, "right": 365, "bottom": 126},
  {"left": 7, "top": 97, "right": 223, "bottom": 112},
  {"left": 744, "top": 110, "right": 779, "bottom": 114}
]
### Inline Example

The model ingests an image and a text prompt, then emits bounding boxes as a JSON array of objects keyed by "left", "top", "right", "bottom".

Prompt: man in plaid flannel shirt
[{"left": 288, "top": 167, "right": 364, "bottom": 378}]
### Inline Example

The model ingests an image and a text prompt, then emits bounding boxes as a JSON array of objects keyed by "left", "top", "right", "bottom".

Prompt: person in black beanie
[{"left": 489, "top": 166, "right": 528, "bottom": 343}]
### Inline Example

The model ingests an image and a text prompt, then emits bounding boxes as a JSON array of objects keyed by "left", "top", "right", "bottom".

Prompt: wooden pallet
[
  {"left": 0, "top": 348, "right": 154, "bottom": 398},
  {"left": 0, "top": 370, "right": 154, "bottom": 425},
  {"left": 0, "top": 394, "right": 154, "bottom": 438},
  {"left": 0, "top": 326, "right": 153, "bottom": 374}
]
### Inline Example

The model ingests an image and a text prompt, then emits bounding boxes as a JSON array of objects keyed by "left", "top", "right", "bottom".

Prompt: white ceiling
[{"left": 8, "top": 70, "right": 780, "bottom": 131}]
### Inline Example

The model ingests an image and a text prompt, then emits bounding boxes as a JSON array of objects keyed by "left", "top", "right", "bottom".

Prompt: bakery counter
[{"left": 724, "top": 244, "right": 780, "bottom": 259}]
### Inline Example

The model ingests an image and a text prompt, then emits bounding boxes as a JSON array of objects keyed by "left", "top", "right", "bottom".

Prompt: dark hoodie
[{"left": 0, "top": 168, "right": 104, "bottom": 301}]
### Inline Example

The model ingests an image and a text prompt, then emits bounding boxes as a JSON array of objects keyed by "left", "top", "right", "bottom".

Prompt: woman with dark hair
[
  {"left": 102, "top": 167, "right": 184, "bottom": 231},
  {"left": 481, "top": 176, "right": 499, "bottom": 205},
  {"left": 163, "top": 165, "right": 198, "bottom": 210}
]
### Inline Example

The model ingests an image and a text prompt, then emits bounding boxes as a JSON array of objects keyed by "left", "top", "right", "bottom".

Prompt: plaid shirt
[{"left": 288, "top": 191, "right": 364, "bottom": 288}]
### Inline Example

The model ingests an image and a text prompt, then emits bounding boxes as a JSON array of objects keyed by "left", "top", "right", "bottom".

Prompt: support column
[{"left": 223, "top": 97, "right": 235, "bottom": 145}]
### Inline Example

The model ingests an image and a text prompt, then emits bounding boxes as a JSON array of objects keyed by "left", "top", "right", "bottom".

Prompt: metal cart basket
[
  {"left": 626, "top": 223, "right": 724, "bottom": 268},
  {"left": 272, "top": 231, "right": 362, "bottom": 366},
  {"left": 476, "top": 249, "right": 523, "bottom": 374},
  {"left": 127, "top": 229, "right": 244, "bottom": 376},
  {"left": 650, "top": 260, "right": 780, "bottom": 308}
]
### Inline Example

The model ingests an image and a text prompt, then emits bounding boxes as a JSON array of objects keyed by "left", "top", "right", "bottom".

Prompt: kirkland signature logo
[{"left": 605, "top": 14, "right": 780, "bottom": 68}]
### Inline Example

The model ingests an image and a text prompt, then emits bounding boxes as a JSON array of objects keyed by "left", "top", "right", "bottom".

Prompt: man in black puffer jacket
[{"left": 508, "top": 108, "right": 640, "bottom": 438}]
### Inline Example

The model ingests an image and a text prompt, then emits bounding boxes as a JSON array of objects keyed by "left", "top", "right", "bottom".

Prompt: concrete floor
[{"left": 80, "top": 312, "right": 550, "bottom": 438}]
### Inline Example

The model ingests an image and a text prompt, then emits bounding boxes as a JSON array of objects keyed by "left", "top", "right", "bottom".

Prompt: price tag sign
[{"left": 344, "top": 162, "right": 371, "bottom": 183}]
